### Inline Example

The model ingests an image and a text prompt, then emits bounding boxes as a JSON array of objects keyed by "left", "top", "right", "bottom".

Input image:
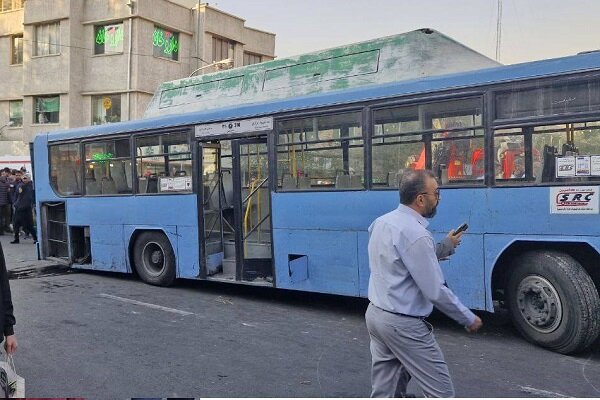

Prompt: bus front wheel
[
  {"left": 506, "top": 250, "right": 600, "bottom": 354},
  {"left": 133, "top": 231, "right": 176, "bottom": 286}
]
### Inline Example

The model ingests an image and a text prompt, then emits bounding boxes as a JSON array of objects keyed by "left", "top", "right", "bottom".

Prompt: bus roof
[
  {"left": 143, "top": 28, "right": 500, "bottom": 118},
  {"left": 44, "top": 50, "right": 600, "bottom": 143}
]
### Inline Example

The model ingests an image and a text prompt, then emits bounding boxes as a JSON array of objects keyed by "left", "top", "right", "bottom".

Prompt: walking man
[
  {"left": 10, "top": 174, "right": 37, "bottom": 244},
  {"left": 365, "top": 169, "right": 482, "bottom": 398}
]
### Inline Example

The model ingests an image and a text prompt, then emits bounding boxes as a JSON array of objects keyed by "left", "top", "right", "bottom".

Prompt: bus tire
[
  {"left": 506, "top": 250, "right": 600, "bottom": 354},
  {"left": 133, "top": 231, "right": 176, "bottom": 286}
]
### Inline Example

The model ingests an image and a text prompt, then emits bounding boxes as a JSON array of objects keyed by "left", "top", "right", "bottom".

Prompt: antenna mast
[{"left": 495, "top": 0, "right": 503, "bottom": 61}]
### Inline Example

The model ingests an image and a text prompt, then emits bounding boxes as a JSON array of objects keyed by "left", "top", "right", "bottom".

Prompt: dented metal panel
[{"left": 144, "top": 29, "right": 500, "bottom": 118}]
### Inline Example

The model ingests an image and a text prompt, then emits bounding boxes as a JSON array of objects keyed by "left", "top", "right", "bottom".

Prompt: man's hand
[
  {"left": 465, "top": 316, "right": 483, "bottom": 333},
  {"left": 447, "top": 230, "right": 463, "bottom": 248},
  {"left": 4, "top": 335, "right": 17, "bottom": 354}
]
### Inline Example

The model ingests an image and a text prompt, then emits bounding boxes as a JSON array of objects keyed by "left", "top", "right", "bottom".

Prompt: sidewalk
[{"left": 0, "top": 233, "right": 62, "bottom": 272}]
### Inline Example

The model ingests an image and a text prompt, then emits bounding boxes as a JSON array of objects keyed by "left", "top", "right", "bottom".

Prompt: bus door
[
  {"left": 199, "top": 143, "right": 226, "bottom": 278},
  {"left": 232, "top": 137, "right": 273, "bottom": 285}
]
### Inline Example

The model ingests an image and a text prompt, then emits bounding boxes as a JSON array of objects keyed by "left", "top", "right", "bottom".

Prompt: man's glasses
[{"left": 419, "top": 189, "right": 441, "bottom": 199}]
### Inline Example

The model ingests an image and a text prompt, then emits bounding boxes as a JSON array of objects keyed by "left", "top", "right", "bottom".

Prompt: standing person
[
  {"left": 0, "top": 170, "right": 10, "bottom": 235},
  {"left": 10, "top": 174, "right": 37, "bottom": 244},
  {"left": 365, "top": 169, "right": 482, "bottom": 398},
  {"left": 0, "top": 241, "right": 17, "bottom": 354},
  {"left": 7, "top": 170, "right": 22, "bottom": 235}
]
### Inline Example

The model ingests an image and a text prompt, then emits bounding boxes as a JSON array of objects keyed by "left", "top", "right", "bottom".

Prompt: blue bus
[{"left": 33, "top": 43, "right": 600, "bottom": 354}]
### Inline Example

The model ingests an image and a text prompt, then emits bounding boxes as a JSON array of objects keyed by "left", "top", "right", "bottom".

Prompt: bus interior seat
[
  {"left": 85, "top": 178, "right": 100, "bottom": 195},
  {"left": 387, "top": 171, "right": 400, "bottom": 187},
  {"left": 147, "top": 176, "right": 158, "bottom": 193},
  {"left": 175, "top": 170, "right": 187, "bottom": 176},
  {"left": 58, "top": 168, "right": 80, "bottom": 194},
  {"left": 297, "top": 176, "right": 311, "bottom": 189},
  {"left": 282, "top": 174, "right": 296, "bottom": 190},
  {"left": 101, "top": 177, "right": 117, "bottom": 195},
  {"left": 541, "top": 145, "right": 557, "bottom": 183},
  {"left": 350, "top": 175, "right": 362, "bottom": 188},
  {"left": 335, "top": 175, "right": 352, "bottom": 189},
  {"left": 138, "top": 177, "right": 148, "bottom": 193}
]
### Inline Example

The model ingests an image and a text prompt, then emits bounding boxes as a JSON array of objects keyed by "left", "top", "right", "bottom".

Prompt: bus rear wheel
[
  {"left": 506, "top": 250, "right": 600, "bottom": 354},
  {"left": 133, "top": 231, "right": 176, "bottom": 286}
]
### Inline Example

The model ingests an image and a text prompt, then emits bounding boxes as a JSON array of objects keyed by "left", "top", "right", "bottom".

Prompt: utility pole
[{"left": 496, "top": 0, "right": 503, "bottom": 62}]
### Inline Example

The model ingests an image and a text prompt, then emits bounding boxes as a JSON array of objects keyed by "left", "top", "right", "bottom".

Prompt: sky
[{"left": 208, "top": 0, "right": 600, "bottom": 65}]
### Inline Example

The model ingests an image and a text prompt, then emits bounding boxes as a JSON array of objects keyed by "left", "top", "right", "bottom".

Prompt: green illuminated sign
[
  {"left": 153, "top": 28, "right": 179, "bottom": 56},
  {"left": 92, "top": 152, "right": 114, "bottom": 163},
  {"left": 96, "top": 25, "right": 124, "bottom": 49}
]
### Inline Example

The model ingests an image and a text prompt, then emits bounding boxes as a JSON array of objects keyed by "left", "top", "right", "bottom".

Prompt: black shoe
[{"left": 9, "top": 240, "right": 19, "bottom": 244}]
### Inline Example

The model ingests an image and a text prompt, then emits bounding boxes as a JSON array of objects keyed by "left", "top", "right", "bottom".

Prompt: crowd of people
[{"left": 0, "top": 167, "right": 37, "bottom": 244}]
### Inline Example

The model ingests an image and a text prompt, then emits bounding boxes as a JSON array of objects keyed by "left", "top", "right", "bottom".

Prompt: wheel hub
[
  {"left": 516, "top": 275, "right": 562, "bottom": 333},
  {"left": 142, "top": 242, "right": 165, "bottom": 276}
]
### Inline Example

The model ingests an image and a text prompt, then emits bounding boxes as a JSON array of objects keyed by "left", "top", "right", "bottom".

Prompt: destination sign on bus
[{"left": 195, "top": 117, "right": 273, "bottom": 137}]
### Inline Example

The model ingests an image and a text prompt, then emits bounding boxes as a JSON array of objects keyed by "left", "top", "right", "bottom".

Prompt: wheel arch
[
  {"left": 491, "top": 240, "right": 600, "bottom": 307},
  {"left": 127, "top": 228, "right": 177, "bottom": 277}
]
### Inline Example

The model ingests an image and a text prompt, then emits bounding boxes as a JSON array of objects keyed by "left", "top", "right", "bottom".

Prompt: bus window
[
  {"left": 494, "top": 132, "right": 526, "bottom": 180},
  {"left": 84, "top": 139, "right": 132, "bottom": 195},
  {"left": 372, "top": 105, "right": 423, "bottom": 187},
  {"left": 373, "top": 97, "right": 484, "bottom": 187},
  {"left": 135, "top": 132, "right": 192, "bottom": 194},
  {"left": 533, "top": 122, "right": 600, "bottom": 183},
  {"left": 49, "top": 143, "right": 82, "bottom": 196},
  {"left": 276, "top": 112, "right": 363, "bottom": 190}
]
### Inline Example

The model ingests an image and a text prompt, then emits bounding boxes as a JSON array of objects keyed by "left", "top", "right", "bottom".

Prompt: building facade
[{"left": 0, "top": 0, "right": 276, "bottom": 154}]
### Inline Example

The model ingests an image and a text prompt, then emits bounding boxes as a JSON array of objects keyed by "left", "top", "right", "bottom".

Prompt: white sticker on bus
[
  {"left": 195, "top": 117, "right": 273, "bottom": 137},
  {"left": 550, "top": 186, "right": 600, "bottom": 214}
]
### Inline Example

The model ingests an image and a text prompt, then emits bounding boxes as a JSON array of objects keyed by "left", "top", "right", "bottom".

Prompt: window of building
[
  {"left": 152, "top": 26, "right": 179, "bottom": 61},
  {"left": 35, "top": 22, "right": 60, "bottom": 56},
  {"left": 0, "top": 0, "right": 23, "bottom": 12},
  {"left": 11, "top": 34, "right": 23, "bottom": 64},
  {"left": 212, "top": 36, "right": 234, "bottom": 63},
  {"left": 92, "top": 95, "right": 121, "bottom": 125},
  {"left": 276, "top": 112, "right": 364, "bottom": 190},
  {"left": 34, "top": 95, "right": 60, "bottom": 124},
  {"left": 372, "top": 97, "right": 484, "bottom": 188},
  {"left": 94, "top": 23, "right": 124, "bottom": 55},
  {"left": 50, "top": 143, "right": 82, "bottom": 196},
  {"left": 84, "top": 139, "right": 132, "bottom": 195},
  {"left": 243, "top": 52, "right": 262, "bottom": 66},
  {"left": 135, "top": 132, "right": 192, "bottom": 194},
  {"left": 9, "top": 100, "right": 22, "bottom": 127}
]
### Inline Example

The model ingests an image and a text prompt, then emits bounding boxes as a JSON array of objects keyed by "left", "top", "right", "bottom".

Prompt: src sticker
[{"left": 550, "top": 186, "right": 599, "bottom": 214}]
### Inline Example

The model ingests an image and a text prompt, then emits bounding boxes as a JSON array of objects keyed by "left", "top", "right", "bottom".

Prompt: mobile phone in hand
[{"left": 454, "top": 223, "right": 468, "bottom": 235}]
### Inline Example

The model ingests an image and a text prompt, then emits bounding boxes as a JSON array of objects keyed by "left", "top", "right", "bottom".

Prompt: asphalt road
[{"left": 1, "top": 234, "right": 599, "bottom": 398}]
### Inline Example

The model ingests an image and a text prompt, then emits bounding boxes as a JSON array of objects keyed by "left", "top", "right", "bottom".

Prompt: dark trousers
[
  {"left": 0, "top": 205, "right": 10, "bottom": 232},
  {"left": 13, "top": 208, "right": 36, "bottom": 241}
]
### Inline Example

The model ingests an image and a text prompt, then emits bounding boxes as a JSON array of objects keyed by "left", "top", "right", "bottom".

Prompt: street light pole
[
  {"left": 188, "top": 58, "right": 233, "bottom": 77},
  {"left": 0, "top": 121, "right": 14, "bottom": 137}
]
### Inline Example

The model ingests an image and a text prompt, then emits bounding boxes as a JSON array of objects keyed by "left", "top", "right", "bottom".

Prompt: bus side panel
[
  {"left": 85, "top": 224, "right": 129, "bottom": 272},
  {"left": 273, "top": 229, "right": 360, "bottom": 296},
  {"left": 176, "top": 226, "right": 200, "bottom": 278},
  {"left": 433, "top": 232, "right": 486, "bottom": 310},
  {"left": 484, "top": 234, "right": 600, "bottom": 311},
  {"left": 358, "top": 231, "right": 370, "bottom": 297}
]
